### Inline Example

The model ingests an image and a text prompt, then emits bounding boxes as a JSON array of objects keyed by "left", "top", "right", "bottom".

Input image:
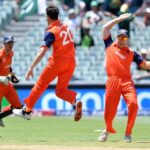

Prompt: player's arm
[
  {"left": 133, "top": 51, "right": 150, "bottom": 70},
  {"left": 25, "top": 47, "right": 48, "bottom": 80},
  {"left": 0, "top": 76, "right": 9, "bottom": 85},
  {"left": 26, "top": 32, "right": 55, "bottom": 80},
  {"left": 7, "top": 67, "right": 20, "bottom": 84},
  {"left": 139, "top": 60, "right": 150, "bottom": 70},
  {"left": 102, "top": 13, "right": 132, "bottom": 39}
]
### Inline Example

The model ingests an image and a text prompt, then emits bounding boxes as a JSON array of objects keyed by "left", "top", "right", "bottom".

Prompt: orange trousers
[
  {"left": 104, "top": 76, "right": 138, "bottom": 136},
  {"left": 0, "top": 83, "right": 22, "bottom": 108},
  {"left": 24, "top": 57, "right": 77, "bottom": 109}
]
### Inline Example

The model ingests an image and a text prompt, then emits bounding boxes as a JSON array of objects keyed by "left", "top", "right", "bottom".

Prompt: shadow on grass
[
  {"left": 108, "top": 140, "right": 150, "bottom": 143},
  {"left": 135, "top": 141, "right": 150, "bottom": 143}
]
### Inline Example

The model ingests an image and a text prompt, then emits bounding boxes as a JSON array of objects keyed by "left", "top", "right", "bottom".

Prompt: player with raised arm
[
  {"left": 13, "top": 5, "right": 82, "bottom": 121},
  {"left": 99, "top": 13, "right": 150, "bottom": 142},
  {"left": 0, "top": 36, "right": 22, "bottom": 126}
]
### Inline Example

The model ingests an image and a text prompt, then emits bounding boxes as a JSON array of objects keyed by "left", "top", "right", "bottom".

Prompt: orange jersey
[
  {"left": 42, "top": 20, "right": 75, "bottom": 58},
  {"left": 0, "top": 48, "right": 13, "bottom": 76},
  {"left": 104, "top": 36, "right": 143, "bottom": 79}
]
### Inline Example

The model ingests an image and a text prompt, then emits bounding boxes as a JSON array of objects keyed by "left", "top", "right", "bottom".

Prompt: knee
[
  {"left": 129, "top": 102, "right": 138, "bottom": 111},
  {"left": 36, "top": 80, "right": 48, "bottom": 90},
  {"left": 55, "top": 89, "right": 63, "bottom": 98}
]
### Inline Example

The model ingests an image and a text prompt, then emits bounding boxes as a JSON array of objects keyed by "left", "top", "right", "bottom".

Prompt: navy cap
[
  {"left": 3, "top": 35, "right": 14, "bottom": 43},
  {"left": 117, "top": 29, "right": 128, "bottom": 37}
]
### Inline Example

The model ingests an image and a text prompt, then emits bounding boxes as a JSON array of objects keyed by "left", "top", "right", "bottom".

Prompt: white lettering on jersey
[{"left": 115, "top": 51, "right": 126, "bottom": 59}]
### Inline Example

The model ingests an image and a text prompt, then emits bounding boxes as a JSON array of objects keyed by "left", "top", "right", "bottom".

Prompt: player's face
[
  {"left": 117, "top": 36, "right": 128, "bottom": 48},
  {"left": 4, "top": 42, "right": 14, "bottom": 53}
]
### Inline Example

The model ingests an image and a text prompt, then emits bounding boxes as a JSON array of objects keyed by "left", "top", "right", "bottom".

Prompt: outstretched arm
[
  {"left": 25, "top": 47, "right": 47, "bottom": 80},
  {"left": 140, "top": 60, "right": 150, "bottom": 70},
  {"left": 102, "top": 13, "right": 132, "bottom": 39},
  {"left": 25, "top": 32, "right": 55, "bottom": 80}
]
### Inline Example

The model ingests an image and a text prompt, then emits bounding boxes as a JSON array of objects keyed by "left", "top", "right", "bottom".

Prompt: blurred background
[{"left": 0, "top": 0, "right": 150, "bottom": 116}]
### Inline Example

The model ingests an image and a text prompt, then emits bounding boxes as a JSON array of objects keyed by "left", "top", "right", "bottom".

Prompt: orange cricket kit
[
  {"left": 24, "top": 20, "right": 77, "bottom": 109},
  {"left": 105, "top": 77, "right": 138, "bottom": 135},
  {"left": 0, "top": 48, "right": 22, "bottom": 108},
  {"left": 103, "top": 38, "right": 141, "bottom": 135}
]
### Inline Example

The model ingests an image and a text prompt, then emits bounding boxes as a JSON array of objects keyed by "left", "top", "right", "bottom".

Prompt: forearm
[
  {"left": 29, "top": 47, "right": 47, "bottom": 69},
  {"left": 144, "top": 61, "right": 150, "bottom": 69},
  {"left": 103, "top": 17, "right": 125, "bottom": 30},
  {"left": 140, "top": 60, "right": 150, "bottom": 70},
  {"left": 102, "top": 13, "right": 132, "bottom": 39}
]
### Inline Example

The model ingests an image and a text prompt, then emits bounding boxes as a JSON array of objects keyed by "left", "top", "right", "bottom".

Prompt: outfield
[{"left": 0, "top": 116, "right": 150, "bottom": 150}]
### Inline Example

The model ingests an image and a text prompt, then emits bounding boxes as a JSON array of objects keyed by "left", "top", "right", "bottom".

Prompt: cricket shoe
[
  {"left": 13, "top": 106, "right": 31, "bottom": 120},
  {"left": 73, "top": 101, "right": 82, "bottom": 121},
  {"left": 124, "top": 135, "right": 132, "bottom": 142},
  {"left": 0, "top": 119, "right": 5, "bottom": 127},
  {"left": 98, "top": 129, "right": 109, "bottom": 142}
]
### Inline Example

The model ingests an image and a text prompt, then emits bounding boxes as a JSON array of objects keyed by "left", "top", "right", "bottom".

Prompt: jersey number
[{"left": 60, "top": 28, "right": 73, "bottom": 46}]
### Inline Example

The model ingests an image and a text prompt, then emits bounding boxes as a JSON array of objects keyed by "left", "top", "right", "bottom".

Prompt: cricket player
[
  {"left": 13, "top": 5, "right": 82, "bottom": 121},
  {"left": 99, "top": 13, "right": 150, "bottom": 142},
  {"left": 0, "top": 35, "right": 22, "bottom": 126}
]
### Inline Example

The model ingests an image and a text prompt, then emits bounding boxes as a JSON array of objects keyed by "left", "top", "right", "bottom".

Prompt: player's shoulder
[
  {"left": 50, "top": 26, "right": 59, "bottom": 33},
  {"left": 127, "top": 47, "right": 137, "bottom": 57},
  {"left": 48, "top": 22, "right": 68, "bottom": 36},
  {"left": 128, "top": 47, "right": 134, "bottom": 53}
]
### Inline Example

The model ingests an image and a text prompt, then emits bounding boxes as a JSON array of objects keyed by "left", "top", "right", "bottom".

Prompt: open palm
[{"left": 25, "top": 68, "right": 33, "bottom": 80}]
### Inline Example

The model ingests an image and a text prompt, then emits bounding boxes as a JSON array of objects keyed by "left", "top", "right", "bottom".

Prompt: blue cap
[
  {"left": 117, "top": 29, "right": 128, "bottom": 37},
  {"left": 3, "top": 35, "right": 14, "bottom": 43}
]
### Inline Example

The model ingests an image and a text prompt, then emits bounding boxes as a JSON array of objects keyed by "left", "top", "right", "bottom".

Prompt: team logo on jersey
[{"left": 115, "top": 51, "right": 126, "bottom": 59}]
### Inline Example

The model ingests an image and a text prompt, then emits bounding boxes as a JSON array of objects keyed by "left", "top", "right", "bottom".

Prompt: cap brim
[
  {"left": 117, "top": 34, "right": 128, "bottom": 37},
  {"left": 4, "top": 40, "right": 14, "bottom": 43}
]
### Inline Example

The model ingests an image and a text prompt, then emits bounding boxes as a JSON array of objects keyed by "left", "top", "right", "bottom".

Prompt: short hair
[{"left": 46, "top": 6, "right": 59, "bottom": 20}]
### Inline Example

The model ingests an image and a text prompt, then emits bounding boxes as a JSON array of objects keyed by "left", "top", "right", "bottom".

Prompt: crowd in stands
[
  {"left": 61, "top": 0, "right": 149, "bottom": 46},
  {"left": 1, "top": 0, "right": 150, "bottom": 83},
  {"left": 61, "top": 0, "right": 150, "bottom": 82}
]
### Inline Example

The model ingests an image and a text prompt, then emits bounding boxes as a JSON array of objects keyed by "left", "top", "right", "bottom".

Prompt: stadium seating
[{"left": 0, "top": 1, "right": 150, "bottom": 84}]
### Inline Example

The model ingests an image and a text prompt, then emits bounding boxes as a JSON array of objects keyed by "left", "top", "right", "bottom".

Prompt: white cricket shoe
[
  {"left": 124, "top": 135, "right": 132, "bottom": 142},
  {"left": 13, "top": 107, "right": 31, "bottom": 120},
  {"left": 98, "top": 129, "right": 109, "bottom": 142}
]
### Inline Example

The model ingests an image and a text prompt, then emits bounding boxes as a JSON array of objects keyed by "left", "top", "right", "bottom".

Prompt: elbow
[
  {"left": 102, "top": 24, "right": 107, "bottom": 31},
  {"left": 102, "top": 26, "right": 107, "bottom": 35},
  {"left": 39, "top": 47, "right": 47, "bottom": 56}
]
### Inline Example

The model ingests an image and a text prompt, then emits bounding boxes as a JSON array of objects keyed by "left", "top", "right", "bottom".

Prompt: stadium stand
[{"left": 0, "top": 0, "right": 150, "bottom": 84}]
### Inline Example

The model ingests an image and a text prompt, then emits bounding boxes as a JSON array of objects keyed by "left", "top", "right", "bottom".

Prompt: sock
[{"left": 25, "top": 107, "right": 32, "bottom": 112}]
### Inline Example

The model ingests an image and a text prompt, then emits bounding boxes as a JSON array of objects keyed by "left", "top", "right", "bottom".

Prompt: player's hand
[
  {"left": 8, "top": 72, "right": 20, "bottom": 84},
  {"left": 0, "top": 76, "right": 10, "bottom": 85},
  {"left": 119, "top": 13, "right": 132, "bottom": 20},
  {"left": 26, "top": 68, "right": 34, "bottom": 80}
]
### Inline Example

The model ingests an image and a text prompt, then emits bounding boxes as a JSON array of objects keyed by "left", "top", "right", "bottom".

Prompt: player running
[
  {"left": 99, "top": 13, "right": 150, "bottom": 142},
  {"left": 0, "top": 35, "right": 22, "bottom": 126},
  {"left": 13, "top": 5, "right": 82, "bottom": 121}
]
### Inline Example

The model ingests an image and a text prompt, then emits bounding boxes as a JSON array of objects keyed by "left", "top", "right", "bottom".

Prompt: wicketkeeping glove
[{"left": 8, "top": 73, "right": 20, "bottom": 84}]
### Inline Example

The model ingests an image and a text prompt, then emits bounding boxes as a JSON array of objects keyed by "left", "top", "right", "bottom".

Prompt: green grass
[{"left": 0, "top": 116, "right": 150, "bottom": 148}]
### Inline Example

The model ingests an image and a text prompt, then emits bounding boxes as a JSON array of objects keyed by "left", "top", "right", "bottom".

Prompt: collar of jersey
[
  {"left": 48, "top": 20, "right": 61, "bottom": 29},
  {"left": 113, "top": 42, "right": 129, "bottom": 51}
]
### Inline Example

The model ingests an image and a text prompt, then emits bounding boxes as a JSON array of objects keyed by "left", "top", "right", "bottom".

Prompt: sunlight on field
[{"left": 0, "top": 116, "right": 150, "bottom": 150}]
